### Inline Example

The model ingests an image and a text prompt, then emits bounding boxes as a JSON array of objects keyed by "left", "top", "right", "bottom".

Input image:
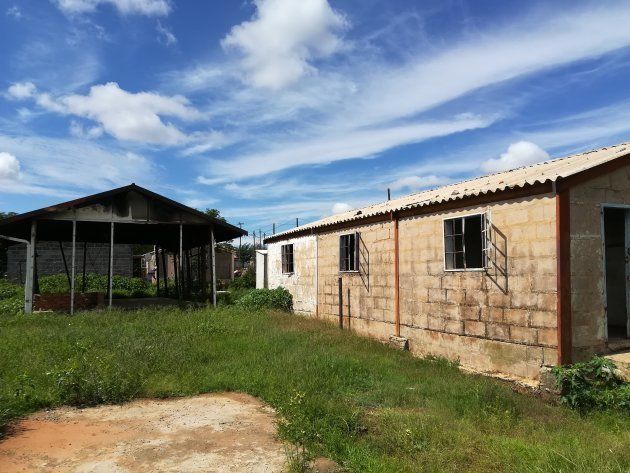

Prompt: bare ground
[{"left": 0, "top": 393, "right": 288, "bottom": 472}]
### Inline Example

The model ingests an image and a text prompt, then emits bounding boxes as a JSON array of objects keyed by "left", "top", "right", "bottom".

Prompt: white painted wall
[
  {"left": 255, "top": 250, "right": 268, "bottom": 289},
  {"left": 267, "top": 235, "right": 317, "bottom": 314}
]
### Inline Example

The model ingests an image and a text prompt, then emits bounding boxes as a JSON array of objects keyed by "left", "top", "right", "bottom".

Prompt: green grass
[{"left": 0, "top": 307, "right": 628, "bottom": 472}]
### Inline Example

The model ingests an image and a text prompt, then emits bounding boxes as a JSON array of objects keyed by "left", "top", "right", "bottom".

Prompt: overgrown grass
[{"left": 0, "top": 308, "right": 628, "bottom": 472}]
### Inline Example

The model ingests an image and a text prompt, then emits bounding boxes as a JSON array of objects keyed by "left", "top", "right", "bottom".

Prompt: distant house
[
  {"left": 141, "top": 246, "right": 236, "bottom": 283},
  {"left": 262, "top": 142, "right": 630, "bottom": 381}
]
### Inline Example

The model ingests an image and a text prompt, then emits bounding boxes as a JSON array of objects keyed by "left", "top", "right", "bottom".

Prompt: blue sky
[{"left": 2, "top": 0, "right": 630, "bottom": 242}]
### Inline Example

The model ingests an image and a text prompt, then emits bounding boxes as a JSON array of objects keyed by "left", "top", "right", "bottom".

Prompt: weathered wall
[
  {"left": 267, "top": 236, "right": 317, "bottom": 314},
  {"left": 284, "top": 194, "right": 559, "bottom": 380},
  {"left": 7, "top": 241, "right": 133, "bottom": 283},
  {"left": 397, "top": 195, "right": 558, "bottom": 379},
  {"left": 569, "top": 164, "right": 630, "bottom": 360},
  {"left": 316, "top": 222, "right": 394, "bottom": 339},
  {"left": 266, "top": 192, "right": 561, "bottom": 379}
]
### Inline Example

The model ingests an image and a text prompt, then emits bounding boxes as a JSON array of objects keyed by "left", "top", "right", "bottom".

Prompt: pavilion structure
[{"left": 0, "top": 184, "right": 246, "bottom": 314}]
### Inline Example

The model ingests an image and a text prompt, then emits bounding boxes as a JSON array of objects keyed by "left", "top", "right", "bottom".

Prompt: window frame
[
  {"left": 281, "top": 243, "right": 294, "bottom": 274},
  {"left": 339, "top": 232, "right": 360, "bottom": 273},
  {"left": 442, "top": 212, "right": 489, "bottom": 272}
]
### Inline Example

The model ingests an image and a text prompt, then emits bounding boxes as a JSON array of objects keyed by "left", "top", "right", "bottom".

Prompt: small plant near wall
[
  {"left": 552, "top": 357, "right": 629, "bottom": 413},
  {"left": 235, "top": 287, "right": 293, "bottom": 312}
]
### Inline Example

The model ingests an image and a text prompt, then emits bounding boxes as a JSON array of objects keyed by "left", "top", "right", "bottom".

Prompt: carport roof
[{"left": 0, "top": 183, "right": 246, "bottom": 248}]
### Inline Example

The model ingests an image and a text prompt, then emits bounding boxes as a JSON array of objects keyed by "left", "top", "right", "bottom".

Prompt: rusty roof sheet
[{"left": 269, "top": 142, "right": 630, "bottom": 240}]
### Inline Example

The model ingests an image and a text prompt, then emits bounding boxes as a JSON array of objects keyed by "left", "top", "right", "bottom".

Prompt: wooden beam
[
  {"left": 556, "top": 186, "right": 572, "bottom": 365},
  {"left": 59, "top": 241, "right": 71, "bottom": 288},
  {"left": 24, "top": 221, "right": 37, "bottom": 314},
  {"left": 179, "top": 223, "right": 183, "bottom": 306},
  {"left": 211, "top": 227, "right": 216, "bottom": 307},
  {"left": 108, "top": 221, "right": 114, "bottom": 309},
  {"left": 81, "top": 242, "right": 87, "bottom": 293},
  {"left": 70, "top": 218, "right": 76, "bottom": 315},
  {"left": 161, "top": 249, "right": 168, "bottom": 297},
  {"left": 392, "top": 212, "right": 400, "bottom": 337}
]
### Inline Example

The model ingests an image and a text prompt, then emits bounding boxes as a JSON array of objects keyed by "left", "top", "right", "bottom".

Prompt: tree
[
  {"left": 236, "top": 243, "right": 255, "bottom": 266},
  {"left": 204, "top": 208, "right": 226, "bottom": 222}
]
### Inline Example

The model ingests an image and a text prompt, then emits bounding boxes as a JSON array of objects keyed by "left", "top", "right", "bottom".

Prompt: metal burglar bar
[
  {"left": 339, "top": 233, "right": 359, "bottom": 271},
  {"left": 281, "top": 244, "right": 294, "bottom": 274},
  {"left": 444, "top": 214, "right": 487, "bottom": 270}
]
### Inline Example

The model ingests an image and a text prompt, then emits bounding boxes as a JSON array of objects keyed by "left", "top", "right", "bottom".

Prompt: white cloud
[
  {"left": 54, "top": 0, "right": 171, "bottom": 16},
  {"left": 157, "top": 20, "right": 177, "bottom": 46},
  {"left": 0, "top": 152, "right": 21, "bottom": 181},
  {"left": 331, "top": 202, "right": 352, "bottom": 214},
  {"left": 388, "top": 175, "right": 450, "bottom": 192},
  {"left": 6, "top": 5, "right": 22, "bottom": 19},
  {"left": 207, "top": 114, "right": 493, "bottom": 181},
  {"left": 9, "top": 82, "right": 201, "bottom": 146},
  {"left": 69, "top": 120, "right": 104, "bottom": 139},
  {"left": 6, "top": 82, "right": 36, "bottom": 100},
  {"left": 481, "top": 141, "right": 549, "bottom": 173},
  {"left": 0, "top": 134, "right": 158, "bottom": 192},
  {"left": 221, "top": 0, "right": 347, "bottom": 90}
]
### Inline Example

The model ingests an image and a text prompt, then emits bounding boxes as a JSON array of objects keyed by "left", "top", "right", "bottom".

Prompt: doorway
[{"left": 603, "top": 207, "right": 630, "bottom": 340}]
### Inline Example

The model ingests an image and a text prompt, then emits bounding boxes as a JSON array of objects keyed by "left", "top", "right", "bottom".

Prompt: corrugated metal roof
[{"left": 269, "top": 142, "right": 629, "bottom": 240}]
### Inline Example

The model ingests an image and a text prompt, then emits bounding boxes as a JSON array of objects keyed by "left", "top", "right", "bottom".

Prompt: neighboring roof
[
  {"left": 267, "top": 142, "right": 630, "bottom": 242},
  {"left": 0, "top": 183, "right": 246, "bottom": 245}
]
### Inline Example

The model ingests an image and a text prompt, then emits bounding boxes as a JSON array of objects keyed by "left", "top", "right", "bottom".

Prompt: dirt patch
[{"left": 0, "top": 393, "right": 287, "bottom": 472}]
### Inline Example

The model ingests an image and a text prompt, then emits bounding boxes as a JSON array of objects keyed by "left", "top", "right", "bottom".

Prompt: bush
[
  {"left": 0, "top": 279, "right": 23, "bottom": 316},
  {"left": 229, "top": 269, "right": 255, "bottom": 290},
  {"left": 235, "top": 287, "right": 293, "bottom": 312},
  {"left": 38, "top": 273, "right": 155, "bottom": 298},
  {"left": 552, "top": 356, "right": 630, "bottom": 413}
]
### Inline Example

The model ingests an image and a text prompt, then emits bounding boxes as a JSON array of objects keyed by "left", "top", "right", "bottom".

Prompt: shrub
[
  {"left": 38, "top": 273, "right": 155, "bottom": 298},
  {"left": 552, "top": 356, "right": 630, "bottom": 413},
  {"left": 229, "top": 269, "right": 255, "bottom": 290},
  {"left": 235, "top": 287, "right": 293, "bottom": 312},
  {"left": 0, "top": 279, "right": 23, "bottom": 316}
]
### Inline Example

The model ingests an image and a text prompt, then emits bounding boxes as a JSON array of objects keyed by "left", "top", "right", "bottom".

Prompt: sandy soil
[{"left": 0, "top": 393, "right": 288, "bottom": 472}]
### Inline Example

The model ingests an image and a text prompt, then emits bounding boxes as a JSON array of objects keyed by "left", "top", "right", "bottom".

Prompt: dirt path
[{"left": 0, "top": 393, "right": 288, "bottom": 472}]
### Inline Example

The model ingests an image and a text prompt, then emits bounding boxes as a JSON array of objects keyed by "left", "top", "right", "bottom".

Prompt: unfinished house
[{"left": 262, "top": 143, "right": 630, "bottom": 380}]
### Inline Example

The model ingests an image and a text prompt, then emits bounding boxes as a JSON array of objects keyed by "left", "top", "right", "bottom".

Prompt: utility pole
[
  {"left": 296, "top": 217, "right": 299, "bottom": 227},
  {"left": 272, "top": 223, "right": 276, "bottom": 234},
  {"left": 259, "top": 230, "right": 262, "bottom": 246}
]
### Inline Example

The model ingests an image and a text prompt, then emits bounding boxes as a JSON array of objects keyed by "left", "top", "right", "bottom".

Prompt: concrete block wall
[
  {"left": 398, "top": 194, "right": 558, "bottom": 379},
  {"left": 267, "top": 235, "right": 317, "bottom": 314},
  {"left": 7, "top": 241, "right": 133, "bottom": 284},
  {"left": 569, "top": 163, "right": 630, "bottom": 360}
]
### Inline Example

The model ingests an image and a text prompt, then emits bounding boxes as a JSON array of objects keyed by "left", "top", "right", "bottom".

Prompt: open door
[{"left": 604, "top": 208, "right": 630, "bottom": 341}]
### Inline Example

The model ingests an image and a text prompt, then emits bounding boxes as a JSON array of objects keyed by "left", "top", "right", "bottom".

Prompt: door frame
[{"left": 600, "top": 203, "right": 630, "bottom": 341}]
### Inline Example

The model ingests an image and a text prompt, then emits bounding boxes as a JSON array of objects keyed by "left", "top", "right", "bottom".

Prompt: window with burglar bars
[
  {"left": 443, "top": 213, "right": 489, "bottom": 270},
  {"left": 339, "top": 232, "right": 359, "bottom": 272},
  {"left": 281, "top": 244, "right": 294, "bottom": 274}
]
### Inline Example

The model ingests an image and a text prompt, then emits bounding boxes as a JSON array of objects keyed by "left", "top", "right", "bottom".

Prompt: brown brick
[
  {"left": 464, "top": 320, "right": 486, "bottom": 337},
  {"left": 504, "top": 308, "right": 529, "bottom": 326},
  {"left": 530, "top": 310, "right": 556, "bottom": 328},
  {"left": 510, "top": 326, "right": 537, "bottom": 344},
  {"left": 487, "top": 323, "right": 510, "bottom": 340},
  {"left": 537, "top": 328, "right": 557, "bottom": 346}
]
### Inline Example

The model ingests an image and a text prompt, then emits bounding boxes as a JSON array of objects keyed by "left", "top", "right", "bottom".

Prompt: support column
[
  {"left": 211, "top": 227, "right": 216, "bottom": 307},
  {"left": 70, "top": 218, "right": 77, "bottom": 315},
  {"left": 108, "top": 222, "right": 114, "bottom": 309},
  {"left": 24, "top": 221, "right": 37, "bottom": 314},
  {"left": 155, "top": 246, "right": 161, "bottom": 297},
  {"left": 179, "top": 223, "right": 183, "bottom": 306}
]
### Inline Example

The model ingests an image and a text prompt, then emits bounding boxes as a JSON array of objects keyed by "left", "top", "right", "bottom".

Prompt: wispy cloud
[{"left": 53, "top": 0, "right": 171, "bottom": 17}]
